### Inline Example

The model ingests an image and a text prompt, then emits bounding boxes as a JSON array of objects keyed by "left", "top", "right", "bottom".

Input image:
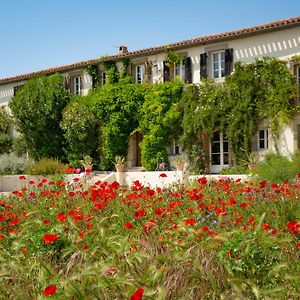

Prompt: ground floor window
[
  {"left": 258, "top": 129, "right": 269, "bottom": 150},
  {"left": 210, "top": 132, "right": 229, "bottom": 173}
]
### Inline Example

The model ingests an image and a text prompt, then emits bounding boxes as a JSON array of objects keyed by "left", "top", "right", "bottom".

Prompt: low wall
[{"left": 0, "top": 173, "right": 250, "bottom": 193}]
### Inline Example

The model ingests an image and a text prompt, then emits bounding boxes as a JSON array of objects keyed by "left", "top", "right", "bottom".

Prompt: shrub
[
  {"left": 0, "top": 153, "right": 34, "bottom": 175},
  {"left": 255, "top": 153, "right": 300, "bottom": 182},
  {"left": 25, "top": 158, "right": 68, "bottom": 175}
]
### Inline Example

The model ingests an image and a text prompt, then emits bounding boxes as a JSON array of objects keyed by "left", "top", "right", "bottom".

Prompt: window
[
  {"left": 101, "top": 72, "right": 106, "bottom": 86},
  {"left": 13, "top": 85, "right": 23, "bottom": 96},
  {"left": 212, "top": 51, "right": 225, "bottom": 78},
  {"left": 173, "top": 140, "right": 182, "bottom": 155},
  {"left": 73, "top": 76, "right": 81, "bottom": 95},
  {"left": 136, "top": 65, "right": 145, "bottom": 84},
  {"left": 258, "top": 129, "right": 269, "bottom": 150},
  {"left": 174, "top": 61, "right": 185, "bottom": 81}
]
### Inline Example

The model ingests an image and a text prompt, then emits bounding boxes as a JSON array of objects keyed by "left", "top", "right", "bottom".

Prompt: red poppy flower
[
  {"left": 159, "top": 173, "right": 167, "bottom": 178},
  {"left": 43, "top": 219, "right": 50, "bottom": 225},
  {"left": 296, "top": 241, "right": 300, "bottom": 249},
  {"left": 21, "top": 248, "right": 27, "bottom": 253},
  {"left": 124, "top": 222, "right": 133, "bottom": 229},
  {"left": 66, "top": 167, "right": 75, "bottom": 173},
  {"left": 130, "top": 288, "right": 144, "bottom": 300},
  {"left": 42, "top": 233, "right": 59, "bottom": 244},
  {"left": 184, "top": 218, "right": 196, "bottom": 226},
  {"left": 57, "top": 212, "right": 66, "bottom": 222},
  {"left": 0, "top": 234, "right": 5, "bottom": 241},
  {"left": 197, "top": 177, "right": 207, "bottom": 185},
  {"left": 143, "top": 219, "right": 156, "bottom": 233},
  {"left": 19, "top": 175, "right": 26, "bottom": 180},
  {"left": 262, "top": 223, "right": 270, "bottom": 230},
  {"left": 134, "top": 208, "right": 145, "bottom": 219},
  {"left": 43, "top": 285, "right": 57, "bottom": 296}
]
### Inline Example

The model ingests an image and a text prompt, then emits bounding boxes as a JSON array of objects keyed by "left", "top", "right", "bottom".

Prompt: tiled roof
[{"left": 1, "top": 16, "right": 300, "bottom": 85}]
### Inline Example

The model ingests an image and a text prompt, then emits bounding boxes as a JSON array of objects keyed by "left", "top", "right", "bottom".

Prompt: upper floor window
[
  {"left": 212, "top": 51, "right": 225, "bottom": 79},
  {"left": 13, "top": 85, "right": 23, "bottom": 96},
  {"left": 73, "top": 76, "right": 81, "bottom": 95},
  {"left": 200, "top": 48, "right": 233, "bottom": 80},
  {"left": 174, "top": 60, "right": 185, "bottom": 81},
  {"left": 258, "top": 129, "right": 269, "bottom": 150},
  {"left": 136, "top": 65, "right": 145, "bottom": 84}
]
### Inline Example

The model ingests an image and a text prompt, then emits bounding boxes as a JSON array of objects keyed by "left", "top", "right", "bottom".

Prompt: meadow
[{"left": 0, "top": 174, "right": 299, "bottom": 299}]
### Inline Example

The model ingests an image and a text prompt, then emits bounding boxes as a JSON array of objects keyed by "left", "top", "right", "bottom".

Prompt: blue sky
[{"left": 1, "top": 0, "right": 300, "bottom": 79}]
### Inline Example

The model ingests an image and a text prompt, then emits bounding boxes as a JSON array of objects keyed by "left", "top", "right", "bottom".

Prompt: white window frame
[
  {"left": 258, "top": 129, "right": 269, "bottom": 150},
  {"left": 212, "top": 51, "right": 225, "bottom": 79},
  {"left": 173, "top": 139, "right": 182, "bottom": 155},
  {"left": 73, "top": 76, "right": 81, "bottom": 95},
  {"left": 174, "top": 60, "right": 185, "bottom": 81},
  {"left": 136, "top": 65, "right": 145, "bottom": 84},
  {"left": 210, "top": 132, "right": 229, "bottom": 173}
]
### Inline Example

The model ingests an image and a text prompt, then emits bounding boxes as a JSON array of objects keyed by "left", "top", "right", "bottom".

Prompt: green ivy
[
  {"left": 0, "top": 108, "right": 11, "bottom": 154},
  {"left": 181, "top": 57, "right": 298, "bottom": 165},
  {"left": 85, "top": 64, "right": 100, "bottom": 88},
  {"left": 139, "top": 79, "right": 184, "bottom": 170}
]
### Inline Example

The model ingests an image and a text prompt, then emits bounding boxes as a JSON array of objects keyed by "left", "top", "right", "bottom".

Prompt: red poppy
[
  {"left": 197, "top": 177, "right": 207, "bottom": 185},
  {"left": 134, "top": 208, "right": 145, "bottom": 219},
  {"left": 184, "top": 218, "right": 196, "bottom": 226},
  {"left": 57, "top": 212, "right": 66, "bottom": 222},
  {"left": 143, "top": 219, "right": 156, "bottom": 233},
  {"left": 159, "top": 173, "right": 167, "bottom": 178},
  {"left": 262, "top": 223, "right": 270, "bottom": 230},
  {"left": 0, "top": 234, "right": 5, "bottom": 240},
  {"left": 124, "top": 222, "right": 133, "bottom": 229},
  {"left": 296, "top": 241, "right": 300, "bottom": 249},
  {"left": 19, "top": 175, "right": 26, "bottom": 180},
  {"left": 42, "top": 233, "right": 59, "bottom": 244},
  {"left": 130, "top": 288, "right": 144, "bottom": 300},
  {"left": 43, "top": 219, "right": 50, "bottom": 225},
  {"left": 66, "top": 167, "right": 75, "bottom": 173},
  {"left": 21, "top": 248, "right": 27, "bottom": 253},
  {"left": 43, "top": 285, "right": 57, "bottom": 296}
]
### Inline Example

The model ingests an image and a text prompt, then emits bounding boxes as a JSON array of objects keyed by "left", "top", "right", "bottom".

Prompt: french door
[{"left": 210, "top": 132, "right": 229, "bottom": 173}]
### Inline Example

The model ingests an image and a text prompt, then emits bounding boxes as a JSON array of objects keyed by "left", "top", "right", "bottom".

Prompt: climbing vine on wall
[
  {"left": 181, "top": 57, "right": 298, "bottom": 165},
  {"left": 139, "top": 79, "right": 184, "bottom": 170}
]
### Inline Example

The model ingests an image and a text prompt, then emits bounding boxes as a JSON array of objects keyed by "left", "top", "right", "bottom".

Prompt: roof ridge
[{"left": 1, "top": 15, "right": 300, "bottom": 84}]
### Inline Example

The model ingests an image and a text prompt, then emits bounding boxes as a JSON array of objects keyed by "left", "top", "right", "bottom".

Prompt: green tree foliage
[
  {"left": 91, "top": 78, "right": 146, "bottom": 169},
  {"left": 139, "top": 79, "right": 184, "bottom": 170},
  {"left": 9, "top": 74, "right": 69, "bottom": 160},
  {"left": 60, "top": 96, "right": 99, "bottom": 165},
  {"left": 0, "top": 107, "right": 12, "bottom": 154}
]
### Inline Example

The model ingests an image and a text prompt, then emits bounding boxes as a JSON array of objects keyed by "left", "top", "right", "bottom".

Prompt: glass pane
[
  {"left": 212, "top": 154, "right": 220, "bottom": 165},
  {"left": 223, "top": 153, "right": 229, "bottom": 164},
  {"left": 221, "top": 52, "right": 225, "bottom": 60},
  {"left": 212, "top": 142, "right": 220, "bottom": 153},
  {"left": 213, "top": 132, "right": 220, "bottom": 140},
  {"left": 223, "top": 141, "right": 228, "bottom": 152},
  {"left": 259, "top": 139, "right": 265, "bottom": 149},
  {"left": 259, "top": 130, "right": 265, "bottom": 139}
]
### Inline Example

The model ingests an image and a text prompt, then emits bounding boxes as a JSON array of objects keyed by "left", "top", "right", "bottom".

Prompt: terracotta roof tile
[{"left": 1, "top": 16, "right": 299, "bottom": 85}]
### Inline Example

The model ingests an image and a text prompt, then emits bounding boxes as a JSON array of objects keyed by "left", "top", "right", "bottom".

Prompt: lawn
[{"left": 0, "top": 175, "right": 299, "bottom": 299}]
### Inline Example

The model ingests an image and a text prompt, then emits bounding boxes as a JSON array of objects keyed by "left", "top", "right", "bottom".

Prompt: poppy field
[{"left": 0, "top": 174, "right": 299, "bottom": 299}]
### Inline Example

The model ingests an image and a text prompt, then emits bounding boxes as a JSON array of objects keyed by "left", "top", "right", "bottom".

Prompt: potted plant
[
  {"left": 175, "top": 155, "right": 185, "bottom": 171},
  {"left": 80, "top": 155, "right": 93, "bottom": 172},
  {"left": 113, "top": 155, "right": 126, "bottom": 172},
  {"left": 241, "top": 152, "right": 260, "bottom": 170}
]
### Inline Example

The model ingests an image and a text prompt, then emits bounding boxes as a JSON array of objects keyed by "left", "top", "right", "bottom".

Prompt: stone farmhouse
[{"left": 0, "top": 16, "right": 300, "bottom": 173}]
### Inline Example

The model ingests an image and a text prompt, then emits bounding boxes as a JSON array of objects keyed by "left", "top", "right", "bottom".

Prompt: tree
[
  {"left": 0, "top": 107, "right": 12, "bottom": 154},
  {"left": 9, "top": 74, "right": 69, "bottom": 160},
  {"left": 61, "top": 96, "right": 100, "bottom": 165}
]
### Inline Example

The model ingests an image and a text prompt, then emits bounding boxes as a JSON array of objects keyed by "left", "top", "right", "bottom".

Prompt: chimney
[{"left": 119, "top": 45, "right": 128, "bottom": 54}]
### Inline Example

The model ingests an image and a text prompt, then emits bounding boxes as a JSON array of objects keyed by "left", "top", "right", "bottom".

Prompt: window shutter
[
  {"left": 200, "top": 53, "right": 208, "bottom": 79},
  {"left": 145, "top": 61, "right": 152, "bottom": 84},
  {"left": 64, "top": 76, "right": 71, "bottom": 94},
  {"left": 80, "top": 76, "right": 83, "bottom": 95},
  {"left": 225, "top": 48, "right": 234, "bottom": 76},
  {"left": 163, "top": 61, "right": 170, "bottom": 82},
  {"left": 184, "top": 57, "right": 192, "bottom": 83}
]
